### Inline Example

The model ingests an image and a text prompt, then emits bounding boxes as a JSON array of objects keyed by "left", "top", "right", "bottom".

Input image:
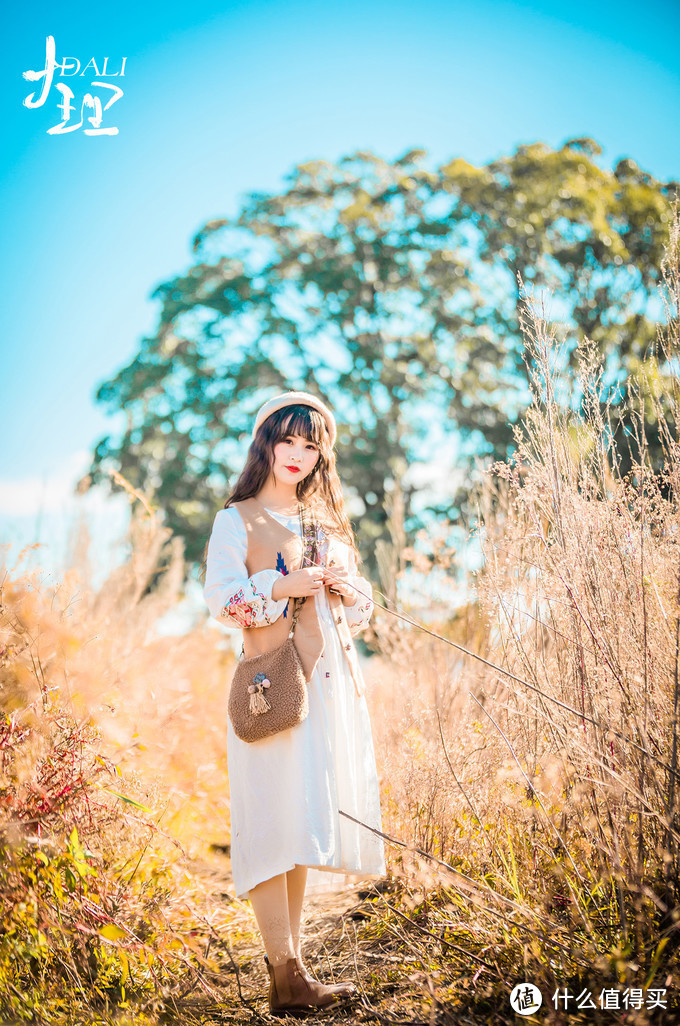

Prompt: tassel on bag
[{"left": 248, "top": 675, "right": 272, "bottom": 716}]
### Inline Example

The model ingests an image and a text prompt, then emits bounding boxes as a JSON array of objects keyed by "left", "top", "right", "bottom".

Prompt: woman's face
[{"left": 271, "top": 433, "right": 320, "bottom": 487}]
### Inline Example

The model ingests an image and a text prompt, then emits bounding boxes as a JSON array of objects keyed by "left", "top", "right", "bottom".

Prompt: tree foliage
[{"left": 87, "top": 139, "right": 676, "bottom": 570}]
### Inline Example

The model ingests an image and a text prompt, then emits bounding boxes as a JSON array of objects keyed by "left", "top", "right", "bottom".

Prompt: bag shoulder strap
[{"left": 289, "top": 504, "right": 318, "bottom": 637}]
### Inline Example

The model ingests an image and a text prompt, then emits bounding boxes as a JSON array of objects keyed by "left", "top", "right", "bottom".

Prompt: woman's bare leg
[
  {"left": 286, "top": 865, "right": 308, "bottom": 962},
  {"left": 248, "top": 873, "right": 295, "bottom": 966}
]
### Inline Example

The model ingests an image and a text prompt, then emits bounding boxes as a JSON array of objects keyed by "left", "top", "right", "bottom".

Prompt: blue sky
[{"left": 1, "top": 0, "right": 679, "bottom": 576}]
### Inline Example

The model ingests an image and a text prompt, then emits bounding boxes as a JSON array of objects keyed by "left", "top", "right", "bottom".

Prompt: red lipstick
[{"left": 285, "top": 465, "right": 300, "bottom": 473}]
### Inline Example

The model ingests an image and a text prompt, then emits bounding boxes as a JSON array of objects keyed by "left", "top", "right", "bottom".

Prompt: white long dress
[{"left": 204, "top": 505, "right": 385, "bottom": 898}]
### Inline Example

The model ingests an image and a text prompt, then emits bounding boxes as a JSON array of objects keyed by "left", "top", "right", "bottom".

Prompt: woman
[{"left": 204, "top": 391, "right": 385, "bottom": 1015}]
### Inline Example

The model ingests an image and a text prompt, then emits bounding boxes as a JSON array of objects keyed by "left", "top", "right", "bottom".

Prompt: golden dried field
[{"left": 1, "top": 215, "right": 679, "bottom": 1025}]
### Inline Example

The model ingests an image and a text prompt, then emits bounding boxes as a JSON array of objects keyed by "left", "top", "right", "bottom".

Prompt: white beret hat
[{"left": 252, "top": 391, "right": 337, "bottom": 447}]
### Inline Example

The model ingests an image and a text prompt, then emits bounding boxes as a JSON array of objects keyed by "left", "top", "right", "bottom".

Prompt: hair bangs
[{"left": 275, "top": 405, "right": 326, "bottom": 447}]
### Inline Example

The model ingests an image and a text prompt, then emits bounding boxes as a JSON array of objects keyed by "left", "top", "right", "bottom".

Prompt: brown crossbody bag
[{"left": 228, "top": 505, "right": 317, "bottom": 744}]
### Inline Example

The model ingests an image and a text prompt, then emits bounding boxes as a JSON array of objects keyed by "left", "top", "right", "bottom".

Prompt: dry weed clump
[
  {"left": 363, "top": 210, "right": 680, "bottom": 1020},
  {"left": 0, "top": 508, "right": 236, "bottom": 1024}
]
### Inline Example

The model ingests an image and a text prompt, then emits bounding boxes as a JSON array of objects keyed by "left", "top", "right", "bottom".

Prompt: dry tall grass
[
  {"left": 0, "top": 511, "right": 237, "bottom": 1024},
  {"left": 364, "top": 210, "right": 680, "bottom": 1021},
  {"left": 1, "top": 213, "right": 679, "bottom": 1024}
]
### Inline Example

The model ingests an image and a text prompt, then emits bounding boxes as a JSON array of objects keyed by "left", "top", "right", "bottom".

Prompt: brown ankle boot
[
  {"left": 266, "top": 956, "right": 351, "bottom": 1015},
  {"left": 296, "top": 959, "right": 356, "bottom": 998}
]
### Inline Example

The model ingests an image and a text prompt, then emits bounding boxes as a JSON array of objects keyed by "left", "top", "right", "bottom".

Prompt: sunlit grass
[{"left": 1, "top": 210, "right": 679, "bottom": 1024}]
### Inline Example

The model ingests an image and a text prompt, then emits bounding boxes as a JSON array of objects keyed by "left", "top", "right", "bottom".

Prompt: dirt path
[{"left": 171, "top": 850, "right": 456, "bottom": 1025}]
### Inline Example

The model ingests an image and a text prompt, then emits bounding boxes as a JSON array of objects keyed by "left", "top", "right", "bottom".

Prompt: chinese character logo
[
  {"left": 552, "top": 985, "right": 668, "bottom": 1012},
  {"left": 22, "top": 35, "right": 126, "bottom": 136},
  {"left": 510, "top": 983, "right": 543, "bottom": 1015}
]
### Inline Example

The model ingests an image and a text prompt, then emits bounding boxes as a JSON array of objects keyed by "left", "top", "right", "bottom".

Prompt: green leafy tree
[{"left": 87, "top": 140, "right": 676, "bottom": 571}]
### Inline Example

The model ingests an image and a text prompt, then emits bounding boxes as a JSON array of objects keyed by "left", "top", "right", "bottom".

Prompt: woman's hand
[
  {"left": 271, "top": 567, "right": 325, "bottom": 600},
  {"left": 322, "top": 563, "right": 357, "bottom": 604}
]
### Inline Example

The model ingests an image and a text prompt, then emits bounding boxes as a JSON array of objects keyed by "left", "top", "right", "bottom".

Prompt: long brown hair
[{"left": 225, "top": 404, "right": 357, "bottom": 552}]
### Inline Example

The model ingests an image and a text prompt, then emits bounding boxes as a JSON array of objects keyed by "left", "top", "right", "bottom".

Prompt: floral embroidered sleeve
[
  {"left": 203, "top": 508, "right": 288, "bottom": 628},
  {"left": 343, "top": 547, "right": 374, "bottom": 637}
]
